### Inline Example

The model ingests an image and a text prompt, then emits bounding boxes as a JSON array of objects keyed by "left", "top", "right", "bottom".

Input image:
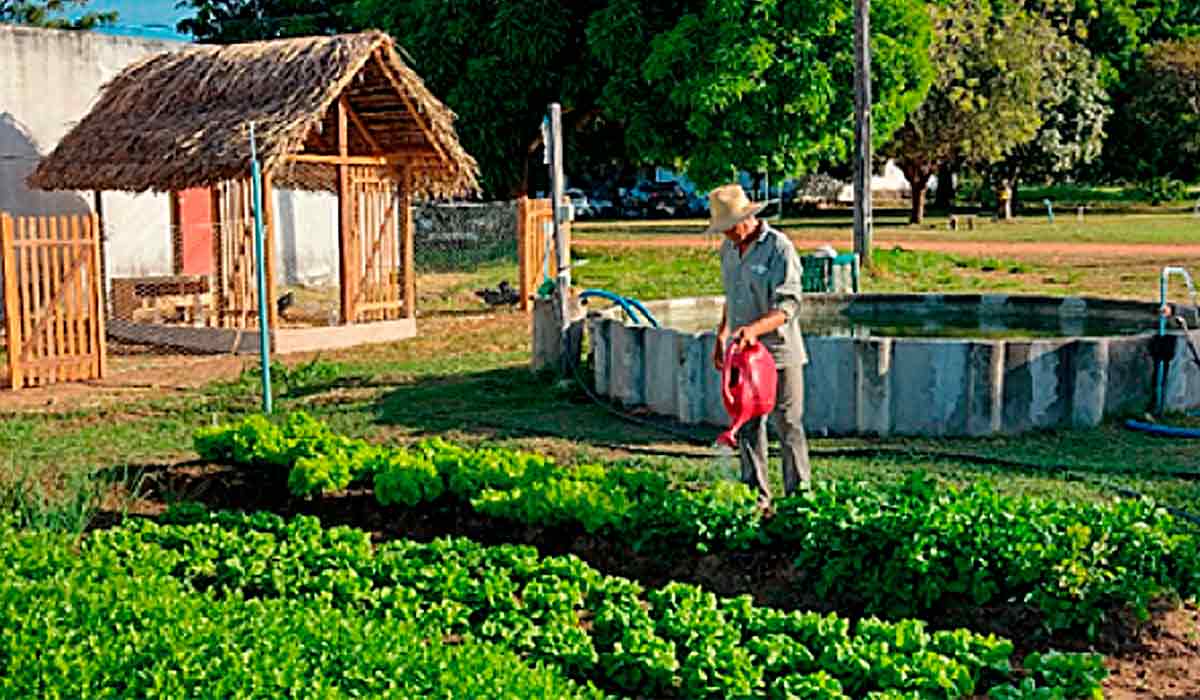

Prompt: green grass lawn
[
  {"left": 573, "top": 243, "right": 1180, "bottom": 302},
  {"left": 575, "top": 209, "right": 1200, "bottom": 245}
]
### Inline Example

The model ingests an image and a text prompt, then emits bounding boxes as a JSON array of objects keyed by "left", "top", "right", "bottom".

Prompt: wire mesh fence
[{"left": 412, "top": 199, "right": 526, "bottom": 316}]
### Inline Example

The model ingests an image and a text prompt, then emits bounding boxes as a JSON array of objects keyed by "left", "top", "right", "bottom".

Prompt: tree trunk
[
  {"left": 934, "top": 163, "right": 955, "bottom": 210},
  {"left": 910, "top": 174, "right": 930, "bottom": 224}
]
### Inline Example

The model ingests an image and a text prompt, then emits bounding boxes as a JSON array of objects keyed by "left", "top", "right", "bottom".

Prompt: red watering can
[{"left": 715, "top": 340, "right": 778, "bottom": 448}]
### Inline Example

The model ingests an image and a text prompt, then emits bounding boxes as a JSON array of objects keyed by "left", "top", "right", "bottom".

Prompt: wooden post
[
  {"left": 853, "top": 0, "right": 873, "bottom": 271},
  {"left": 337, "top": 95, "right": 355, "bottom": 324},
  {"left": 169, "top": 191, "right": 183, "bottom": 275},
  {"left": 210, "top": 185, "right": 225, "bottom": 327},
  {"left": 517, "top": 196, "right": 530, "bottom": 312},
  {"left": 402, "top": 166, "right": 415, "bottom": 320},
  {"left": 1, "top": 214, "right": 21, "bottom": 389},
  {"left": 262, "top": 172, "right": 278, "bottom": 329},
  {"left": 93, "top": 191, "right": 109, "bottom": 315},
  {"left": 87, "top": 214, "right": 106, "bottom": 379}
]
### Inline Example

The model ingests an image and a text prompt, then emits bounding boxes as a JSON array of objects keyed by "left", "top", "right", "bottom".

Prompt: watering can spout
[
  {"left": 715, "top": 429, "right": 739, "bottom": 449},
  {"left": 717, "top": 341, "right": 778, "bottom": 451}
]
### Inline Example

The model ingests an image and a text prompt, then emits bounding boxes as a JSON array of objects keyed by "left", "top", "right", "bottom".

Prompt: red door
[{"left": 177, "top": 188, "right": 213, "bottom": 275}]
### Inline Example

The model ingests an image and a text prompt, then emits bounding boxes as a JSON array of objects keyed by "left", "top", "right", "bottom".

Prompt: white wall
[
  {"left": 0, "top": 25, "right": 338, "bottom": 284},
  {"left": 0, "top": 26, "right": 175, "bottom": 276}
]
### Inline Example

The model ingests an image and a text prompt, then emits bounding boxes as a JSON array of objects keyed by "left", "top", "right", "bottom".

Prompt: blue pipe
[
  {"left": 623, "top": 296, "right": 659, "bottom": 328},
  {"left": 249, "top": 123, "right": 273, "bottom": 415},
  {"left": 580, "top": 289, "right": 660, "bottom": 328},
  {"left": 1124, "top": 419, "right": 1200, "bottom": 439},
  {"left": 581, "top": 289, "right": 643, "bottom": 324}
]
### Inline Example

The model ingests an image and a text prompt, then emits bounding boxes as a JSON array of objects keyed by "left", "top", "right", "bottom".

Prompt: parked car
[
  {"left": 589, "top": 193, "right": 616, "bottom": 218},
  {"left": 625, "top": 181, "right": 689, "bottom": 218},
  {"left": 565, "top": 188, "right": 592, "bottom": 219}
]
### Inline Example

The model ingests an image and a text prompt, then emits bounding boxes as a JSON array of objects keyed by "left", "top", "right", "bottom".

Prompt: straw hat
[{"left": 704, "top": 184, "right": 767, "bottom": 235}]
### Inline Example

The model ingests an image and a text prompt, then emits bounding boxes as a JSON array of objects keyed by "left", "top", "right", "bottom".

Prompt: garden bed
[{"left": 84, "top": 411, "right": 1200, "bottom": 697}]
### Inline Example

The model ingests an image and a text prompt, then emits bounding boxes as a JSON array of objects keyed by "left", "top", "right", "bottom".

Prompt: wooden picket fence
[
  {"left": 516, "top": 197, "right": 569, "bottom": 312},
  {"left": 1, "top": 213, "right": 107, "bottom": 389}
]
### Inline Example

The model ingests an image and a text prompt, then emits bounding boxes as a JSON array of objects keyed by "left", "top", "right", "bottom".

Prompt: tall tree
[
  {"left": 177, "top": 0, "right": 608, "bottom": 198},
  {"left": 883, "top": 1, "right": 1061, "bottom": 223},
  {"left": 356, "top": 0, "right": 612, "bottom": 198},
  {"left": 1023, "top": 0, "right": 1200, "bottom": 181},
  {"left": 0, "top": 0, "right": 115, "bottom": 29},
  {"left": 176, "top": 0, "right": 355, "bottom": 42},
  {"left": 991, "top": 38, "right": 1109, "bottom": 217},
  {"left": 1123, "top": 38, "right": 1200, "bottom": 181},
  {"left": 588, "top": 0, "right": 933, "bottom": 190}
]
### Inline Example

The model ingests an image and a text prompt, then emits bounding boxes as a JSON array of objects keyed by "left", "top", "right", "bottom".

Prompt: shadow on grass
[{"left": 371, "top": 365, "right": 716, "bottom": 449}]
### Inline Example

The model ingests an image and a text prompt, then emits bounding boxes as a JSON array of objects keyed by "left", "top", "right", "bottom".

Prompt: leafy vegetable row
[
  {"left": 3, "top": 510, "right": 1107, "bottom": 699},
  {"left": 0, "top": 524, "right": 597, "bottom": 699},
  {"left": 194, "top": 413, "right": 1200, "bottom": 637}
]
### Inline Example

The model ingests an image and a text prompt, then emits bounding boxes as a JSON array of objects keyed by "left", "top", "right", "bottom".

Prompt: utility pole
[
  {"left": 547, "top": 103, "right": 572, "bottom": 376},
  {"left": 853, "top": 0, "right": 873, "bottom": 270}
]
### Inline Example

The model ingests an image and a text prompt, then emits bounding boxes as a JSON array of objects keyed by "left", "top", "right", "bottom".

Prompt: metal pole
[
  {"left": 249, "top": 123, "right": 273, "bottom": 414},
  {"left": 764, "top": 171, "right": 771, "bottom": 219},
  {"left": 853, "top": 0, "right": 873, "bottom": 270},
  {"left": 548, "top": 103, "right": 571, "bottom": 376}
]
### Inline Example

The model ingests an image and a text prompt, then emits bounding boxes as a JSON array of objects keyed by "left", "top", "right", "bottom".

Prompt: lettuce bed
[
  {"left": 195, "top": 413, "right": 1200, "bottom": 638},
  {"left": 0, "top": 511, "right": 1108, "bottom": 698}
]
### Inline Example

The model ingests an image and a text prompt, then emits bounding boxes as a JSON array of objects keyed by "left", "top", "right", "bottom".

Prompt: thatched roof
[{"left": 28, "top": 32, "right": 479, "bottom": 198}]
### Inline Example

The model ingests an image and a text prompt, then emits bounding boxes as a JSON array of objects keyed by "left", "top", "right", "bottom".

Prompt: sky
[{"left": 70, "top": 0, "right": 194, "bottom": 41}]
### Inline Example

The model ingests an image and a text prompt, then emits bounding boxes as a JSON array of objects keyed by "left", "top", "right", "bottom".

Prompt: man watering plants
[{"left": 709, "top": 183, "right": 811, "bottom": 515}]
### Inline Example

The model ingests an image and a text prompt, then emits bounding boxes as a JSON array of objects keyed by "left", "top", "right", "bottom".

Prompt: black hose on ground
[{"left": 556, "top": 353, "right": 1200, "bottom": 528}]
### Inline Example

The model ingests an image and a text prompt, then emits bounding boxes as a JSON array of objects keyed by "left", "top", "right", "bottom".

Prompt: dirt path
[{"left": 577, "top": 235, "right": 1200, "bottom": 259}]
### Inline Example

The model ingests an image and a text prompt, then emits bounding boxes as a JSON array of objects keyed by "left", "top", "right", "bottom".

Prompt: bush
[{"left": 1136, "top": 176, "right": 1191, "bottom": 205}]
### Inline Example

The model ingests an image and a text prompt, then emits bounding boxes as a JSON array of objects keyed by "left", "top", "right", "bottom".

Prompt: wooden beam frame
[
  {"left": 372, "top": 50, "right": 449, "bottom": 165},
  {"left": 402, "top": 165, "right": 415, "bottom": 320},
  {"left": 286, "top": 153, "right": 439, "bottom": 166},
  {"left": 343, "top": 100, "right": 385, "bottom": 154}
]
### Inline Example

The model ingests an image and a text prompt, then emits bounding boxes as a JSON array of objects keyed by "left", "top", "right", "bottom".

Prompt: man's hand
[{"left": 731, "top": 326, "right": 759, "bottom": 352}]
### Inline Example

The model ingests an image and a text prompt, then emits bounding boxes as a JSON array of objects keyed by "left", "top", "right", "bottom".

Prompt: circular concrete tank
[{"left": 586, "top": 294, "right": 1200, "bottom": 437}]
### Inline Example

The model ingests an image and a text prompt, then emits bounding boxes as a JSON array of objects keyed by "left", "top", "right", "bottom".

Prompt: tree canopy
[
  {"left": 884, "top": 0, "right": 1068, "bottom": 222},
  {"left": 991, "top": 37, "right": 1109, "bottom": 203},
  {"left": 169, "top": 0, "right": 1200, "bottom": 202},
  {"left": 589, "top": 0, "right": 933, "bottom": 190},
  {"left": 174, "top": 0, "right": 933, "bottom": 199},
  {"left": 176, "top": 1, "right": 354, "bottom": 42},
  {"left": 1122, "top": 38, "right": 1200, "bottom": 181},
  {"left": 0, "top": 0, "right": 115, "bottom": 29}
]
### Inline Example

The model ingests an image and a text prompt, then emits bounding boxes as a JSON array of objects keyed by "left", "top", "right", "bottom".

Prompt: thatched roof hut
[{"left": 28, "top": 31, "right": 478, "bottom": 198}]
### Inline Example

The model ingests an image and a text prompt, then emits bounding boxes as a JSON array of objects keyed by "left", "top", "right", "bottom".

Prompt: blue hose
[
  {"left": 1124, "top": 419, "right": 1200, "bottom": 439},
  {"left": 580, "top": 289, "right": 660, "bottom": 328}
]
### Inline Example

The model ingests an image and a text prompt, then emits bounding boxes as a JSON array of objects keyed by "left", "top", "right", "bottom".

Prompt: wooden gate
[
  {"left": 347, "top": 166, "right": 407, "bottom": 322},
  {"left": 517, "top": 197, "right": 569, "bottom": 313},
  {"left": 210, "top": 178, "right": 266, "bottom": 329},
  {"left": 1, "top": 213, "right": 107, "bottom": 389}
]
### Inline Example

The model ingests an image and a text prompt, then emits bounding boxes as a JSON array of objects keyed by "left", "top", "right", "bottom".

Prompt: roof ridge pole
[{"left": 249, "top": 122, "right": 274, "bottom": 415}]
